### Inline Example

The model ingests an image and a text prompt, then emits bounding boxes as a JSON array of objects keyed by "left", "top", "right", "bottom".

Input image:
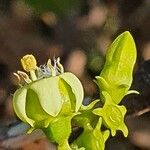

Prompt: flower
[
  {"left": 72, "top": 118, "right": 110, "bottom": 150},
  {"left": 93, "top": 91, "right": 128, "bottom": 137},
  {"left": 13, "top": 54, "right": 84, "bottom": 149},
  {"left": 13, "top": 55, "right": 84, "bottom": 126}
]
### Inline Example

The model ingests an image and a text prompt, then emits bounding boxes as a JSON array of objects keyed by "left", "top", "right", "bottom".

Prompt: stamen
[
  {"left": 47, "top": 59, "right": 56, "bottom": 76},
  {"left": 13, "top": 72, "right": 21, "bottom": 83},
  {"left": 29, "top": 70, "right": 37, "bottom": 81},
  {"left": 56, "top": 57, "right": 64, "bottom": 73},
  {"left": 20, "top": 54, "right": 38, "bottom": 81},
  {"left": 17, "top": 71, "right": 32, "bottom": 84},
  {"left": 21, "top": 54, "right": 37, "bottom": 72},
  {"left": 13, "top": 72, "right": 23, "bottom": 87}
]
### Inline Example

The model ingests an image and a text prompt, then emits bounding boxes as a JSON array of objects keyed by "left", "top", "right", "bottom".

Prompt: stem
[
  {"left": 30, "top": 70, "right": 37, "bottom": 81},
  {"left": 58, "top": 140, "right": 72, "bottom": 150},
  {"left": 43, "top": 115, "right": 75, "bottom": 150}
]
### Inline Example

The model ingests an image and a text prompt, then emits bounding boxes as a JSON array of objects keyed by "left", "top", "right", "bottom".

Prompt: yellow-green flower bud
[{"left": 95, "top": 31, "right": 138, "bottom": 104}]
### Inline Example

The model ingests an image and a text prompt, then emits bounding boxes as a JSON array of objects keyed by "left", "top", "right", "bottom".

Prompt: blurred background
[{"left": 0, "top": 0, "right": 150, "bottom": 149}]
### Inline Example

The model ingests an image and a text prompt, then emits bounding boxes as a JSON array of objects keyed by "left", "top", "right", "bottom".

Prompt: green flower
[
  {"left": 72, "top": 118, "right": 109, "bottom": 150},
  {"left": 93, "top": 91, "right": 128, "bottom": 137},
  {"left": 12, "top": 31, "right": 138, "bottom": 150},
  {"left": 13, "top": 72, "right": 84, "bottom": 126},
  {"left": 13, "top": 55, "right": 84, "bottom": 149}
]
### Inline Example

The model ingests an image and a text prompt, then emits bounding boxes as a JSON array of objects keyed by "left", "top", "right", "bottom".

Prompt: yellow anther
[{"left": 21, "top": 54, "right": 37, "bottom": 72}]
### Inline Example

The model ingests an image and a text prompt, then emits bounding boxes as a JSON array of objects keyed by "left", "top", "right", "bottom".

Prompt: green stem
[
  {"left": 43, "top": 115, "right": 75, "bottom": 150},
  {"left": 58, "top": 140, "right": 72, "bottom": 150},
  {"left": 30, "top": 70, "right": 37, "bottom": 81}
]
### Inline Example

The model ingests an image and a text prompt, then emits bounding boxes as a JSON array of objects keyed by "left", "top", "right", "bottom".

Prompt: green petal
[
  {"left": 13, "top": 88, "right": 34, "bottom": 126},
  {"left": 81, "top": 99, "right": 99, "bottom": 111},
  {"left": 95, "top": 117, "right": 102, "bottom": 130},
  {"left": 27, "top": 127, "right": 35, "bottom": 134},
  {"left": 126, "top": 90, "right": 139, "bottom": 95},
  {"left": 103, "top": 130, "right": 110, "bottom": 142},
  {"left": 101, "top": 91, "right": 113, "bottom": 104},
  {"left": 26, "top": 88, "right": 51, "bottom": 122},
  {"left": 93, "top": 108, "right": 103, "bottom": 116},
  {"left": 29, "top": 76, "right": 63, "bottom": 117},
  {"left": 60, "top": 72, "right": 84, "bottom": 112},
  {"left": 58, "top": 78, "right": 75, "bottom": 113},
  {"left": 95, "top": 76, "right": 109, "bottom": 91},
  {"left": 93, "top": 104, "right": 128, "bottom": 137},
  {"left": 102, "top": 31, "right": 137, "bottom": 82},
  {"left": 111, "top": 129, "right": 116, "bottom": 136},
  {"left": 119, "top": 123, "right": 128, "bottom": 137}
]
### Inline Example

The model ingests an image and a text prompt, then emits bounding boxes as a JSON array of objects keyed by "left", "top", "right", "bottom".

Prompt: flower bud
[{"left": 95, "top": 31, "right": 137, "bottom": 104}]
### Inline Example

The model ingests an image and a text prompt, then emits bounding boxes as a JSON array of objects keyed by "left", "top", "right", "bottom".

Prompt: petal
[
  {"left": 103, "top": 130, "right": 110, "bottom": 142},
  {"left": 60, "top": 72, "right": 84, "bottom": 112},
  {"left": 58, "top": 78, "right": 75, "bottom": 113},
  {"left": 126, "top": 90, "right": 139, "bottom": 95},
  {"left": 119, "top": 123, "right": 128, "bottom": 137},
  {"left": 26, "top": 88, "right": 51, "bottom": 122},
  {"left": 81, "top": 99, "right": 99, "bottom": 111},
  {"left": 29, "top": 76, "right": 63, "bottom": 117},
  {"left": 13, "top": 87, "right": 34, "bottom": 126},
  {"left": 111, "top": 129, "right": 116, "bottom": 136},
  {"left": 93, "top": 108, "right": 103, "bottom": 116}
]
